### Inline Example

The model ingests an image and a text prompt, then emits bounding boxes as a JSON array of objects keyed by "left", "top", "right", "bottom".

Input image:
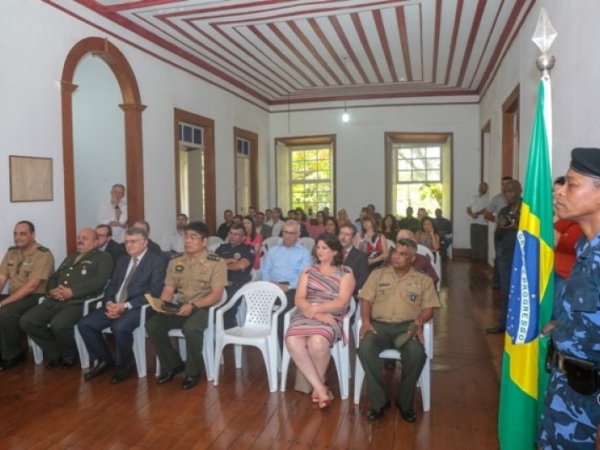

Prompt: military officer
[
  {"left": 146, "top": 221, "right": 227, "bottom": 390},
  {"left": 20, "top": 228, "right": 113, "bottom": 369},
  {"left": 214, "top": 222, "right": 255, "bottom": 328},
  {"left": 538, "top": 148, "right": 600, "bottom": 449},
  {"left": 357, "top": 238, "right": 440, "bottom": 423},
  {"left": 0, "top": 221, "right": 55, "bottom": 370}
]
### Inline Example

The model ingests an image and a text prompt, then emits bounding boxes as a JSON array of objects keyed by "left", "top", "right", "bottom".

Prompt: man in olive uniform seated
[
  {"left": 20, "top": 228, "right": 113, "bottom": 369},
  {"left": 146, "top": 221, "right": 227, "bottom": 390},
  {"left": 0, "top": 221, "right": 55, "bottom": 371},
  {"left": 357, "top": 238, "right": 440, "bottom": 423}
]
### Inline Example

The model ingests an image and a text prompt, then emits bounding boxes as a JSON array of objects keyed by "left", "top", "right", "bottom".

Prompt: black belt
[{"left": 554, "top": 351, "right": 600, "bottom": 395}]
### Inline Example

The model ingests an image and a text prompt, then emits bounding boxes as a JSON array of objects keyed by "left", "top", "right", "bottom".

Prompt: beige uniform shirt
[
  {"left": 360, "top": 266, "right": 440, "bottom": 323},
  {"left": 0, "top": 243, "right": 55, "bottom": 295},
  {"left": 165, "top": 250, "right": 227, "bottom": 304}
]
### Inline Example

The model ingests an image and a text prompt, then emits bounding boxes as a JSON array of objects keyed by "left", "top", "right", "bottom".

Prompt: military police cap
[{"left": 570, "top": 147, "right": 600, "bottom": 179}]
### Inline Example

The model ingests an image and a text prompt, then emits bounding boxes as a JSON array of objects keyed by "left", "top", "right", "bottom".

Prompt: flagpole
[{"left": 497, "top": 7, "right": 557, "bottom": 449}]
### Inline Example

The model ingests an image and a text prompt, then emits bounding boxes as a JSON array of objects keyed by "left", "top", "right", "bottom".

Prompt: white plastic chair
[
  {"left": 213, "top": 281, "right": 287, "bottom": 393},
  {"left": 261, "top": 236, "right": 282, "bottom": 254},
  {"left": 417, "top": 244, "right": 441, "bottom": 291},
  {"left": 280, "top": 297, "right": 356, "bottom": 399},
  {"left": 353, "top": 316, "right": 433, "bottom": 411},
  {"left": 28, "top": 295, "right": 103, "bottom": 368},
  {"left": 154, "top": 290, "right": 227, "bottom": 381},
  {"left": 207, "top": 236, "right": 223, "bottom": 248},
  {"left": 386, "top": 239, "right": 395, "bottom": 250},
  {"left": 77, "top": 299, "right": 150, "bottom": 377},
  {"left": 299, "top": 237, "right": 315, "bottom": 253},
  {"left": 208, "top": 241, "right": 223, "bottom": 252}
]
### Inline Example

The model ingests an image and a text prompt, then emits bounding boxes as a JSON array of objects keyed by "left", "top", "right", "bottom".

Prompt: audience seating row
[{"left": 25, "top": 280, "right": 433, "bottom": 411}]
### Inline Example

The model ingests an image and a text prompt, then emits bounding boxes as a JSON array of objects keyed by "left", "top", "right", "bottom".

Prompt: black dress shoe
[
  {"left": 0, "top": 354, "right": 24, "bottom": 371},
  {"left": 365, "top": 401, "right": 391, "bottom": 421},
  {"left": 157, "top": 364, "right": 185, "bottom": 385},
  {"left": 45, "top": 358, "right": 62, "bottom": 369},
  {"left": 399, "top": 408, "right": 417, "bottom": 423},
  {"left": 61, "top": 358, "right": 77, "bottom": 370},
  {"left": 181, "top": 375, "right": 199, "bottom": 390},
  {"left": 486, "top": 326, "right": 506, "bottom": 334},
  {"left": 110, "top": 364, "right": 133, "bottom": 384},
  {"left": 84, "top": 360, "right": 115, "bottom": 381}
]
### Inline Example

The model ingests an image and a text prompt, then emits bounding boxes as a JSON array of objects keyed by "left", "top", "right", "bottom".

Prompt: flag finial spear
[{"left": 532, "top": 7, "right": 557, "bottom": 76}]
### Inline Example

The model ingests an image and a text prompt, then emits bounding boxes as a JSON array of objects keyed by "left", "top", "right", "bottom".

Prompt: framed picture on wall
[{"left": 9, "top": 155, "right": 53, "bottom": 202}]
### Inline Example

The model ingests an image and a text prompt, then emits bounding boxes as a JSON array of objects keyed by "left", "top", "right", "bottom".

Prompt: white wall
[
  {"left": 0, "top": 0, "right": 270, "bottom": 262},
  {"left": 73, "top": 56, "right": 125, "bottom": 231},
  {"left": 270, "top": 102, "right": 481, "bottom": 249},
  {"left": 480, "top": 1, "right": 600, "bottom": 185}
]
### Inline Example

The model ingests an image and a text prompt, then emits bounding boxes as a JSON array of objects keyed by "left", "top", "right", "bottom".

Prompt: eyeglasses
[{"left": 184, "top": 234, "right": 203, "bottom": 240}]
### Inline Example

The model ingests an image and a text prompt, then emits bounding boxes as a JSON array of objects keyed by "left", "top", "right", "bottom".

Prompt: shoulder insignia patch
[
  {"left": 8, "top": 246, "right": 18, "bottom": 251},
  {"left": 171, "top": 252, "right": 184, "bottom": 259},
  {"left": 37, "top": 246, "right": 50, "bottom": 252},
  {"left": 207, "top": 253, "right": 221, "bottom": 262}
]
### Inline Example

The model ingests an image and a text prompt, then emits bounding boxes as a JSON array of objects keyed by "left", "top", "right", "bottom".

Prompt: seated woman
[
  {"left": 415, "top": 216, "right": 440, "bottom": 252},
  {"left": 242, "top": 215, "right": 262, "bottom": 270},
  {"left": 324, "top": 217, "right": 339, "bottom": 236},
  {"left": 309, "top": 211, "right": 326, "bottom": 238},
  {"left": 354, "top": 216, "right": 389, "bottom": 271},
  {"left": 380, "top": 214, "right": 398, "bottom": 241},
  {"left": 285, "top": 233, "right": 355, "bottom": 409},
  {"left": 336, "top": 209, "right": 351, "bottom": 227}
]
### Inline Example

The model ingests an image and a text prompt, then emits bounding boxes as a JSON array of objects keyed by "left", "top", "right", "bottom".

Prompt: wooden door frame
[
  {"left": 174, "top": 109, "right": 216, "bottom": 234},
  {"left": 233, "top": 127, "right": 258, "bottom": 213}
]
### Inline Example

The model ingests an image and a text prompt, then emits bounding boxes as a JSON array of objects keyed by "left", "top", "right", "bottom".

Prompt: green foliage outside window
[{"left": 291, "top": 148, "right": 332, "bottom": 214}]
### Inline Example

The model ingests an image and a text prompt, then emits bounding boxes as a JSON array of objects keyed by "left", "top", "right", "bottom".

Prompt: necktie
[
  {"left": 118, "top": 257, "right": 138, "bottom": 303},
  {"left": 343, "top": 248, "right": 349, "bottom": 263}
]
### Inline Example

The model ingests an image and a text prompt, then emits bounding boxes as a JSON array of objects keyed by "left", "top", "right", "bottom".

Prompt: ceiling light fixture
[{"left": 341, "top": 57, "right": 350, "bottom": 123}]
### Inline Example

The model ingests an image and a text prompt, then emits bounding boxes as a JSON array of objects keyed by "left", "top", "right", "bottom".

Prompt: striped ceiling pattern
[{"left": 48, "top": 0, "right": 535, "bottom": 106}]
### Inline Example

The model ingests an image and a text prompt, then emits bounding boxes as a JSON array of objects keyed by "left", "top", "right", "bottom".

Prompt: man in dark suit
[
  {"left": 338, "top": 224, "right": 369, "bottom": 299},
  {"left": 96, "top": 224, "right": 121, "bottom": 263},
  {"left": 113, "top": 220, "right": 164, "bottom": 261},
  {"left": 20, "top": 228, "right": 113, "bottom": 369},
  {"left": 255, "top": 212, "right": 272, "bottom": 238},
  {"left": 77, "top": 226, "right": 166, "bottom": 384}
]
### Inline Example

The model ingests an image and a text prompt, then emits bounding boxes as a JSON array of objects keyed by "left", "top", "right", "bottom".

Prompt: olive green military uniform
[
  {"left": 146, "top": 250, "right": 227, "bottom": 377},
  {"left": 357, "top": 266, "right": 440, "bottom": 412},
  {"left": 20, "top": 248, "right": 113, "bottom": 362},
  {"left": 0, "top": 243, "right": 55, "bottom": 360}
]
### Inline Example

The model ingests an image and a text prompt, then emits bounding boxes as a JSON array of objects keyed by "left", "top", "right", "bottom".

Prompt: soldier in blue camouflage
[{"left": 538, "top": 147, "right": 600, "bottom": 449}]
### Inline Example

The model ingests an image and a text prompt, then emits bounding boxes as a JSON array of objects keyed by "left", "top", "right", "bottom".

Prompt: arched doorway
[{"left": 61, "top": 37, "right": 145, "bottom": 252}]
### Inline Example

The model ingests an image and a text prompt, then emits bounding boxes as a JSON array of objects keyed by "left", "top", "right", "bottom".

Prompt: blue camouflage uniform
[{"left": 538, "top": 231, "right": 600, "bottom": 449}]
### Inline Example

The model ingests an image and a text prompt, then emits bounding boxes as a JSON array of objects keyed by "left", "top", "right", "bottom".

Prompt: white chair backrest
[
  {"left": 207, "top": 236, "right": 223, "bottom": 248},
  {"left": 299, "top": 237, "right": 315, "bottom": 252},
  {"left": 262, "top": 236, "right": 282, "bottom": 252},
  {"left": 231, "top": 281, "right": 287, "bottom": 328},
  {"left": 417, "top": 244, "right": 435, "bottom": 263},
  {"left": 208, "top": 241, "right": 223, "bottom": 252},
  {"left": 387, "top": 239, "right": 395, "bottom": 250}
]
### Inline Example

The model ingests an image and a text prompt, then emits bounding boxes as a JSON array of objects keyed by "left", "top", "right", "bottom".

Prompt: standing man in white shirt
[
  {"left": 466, "top": 182, "right": 489, "bottom": 262},
  {"left": 97, "top": 184, "right": 128, "bottom": 244}
]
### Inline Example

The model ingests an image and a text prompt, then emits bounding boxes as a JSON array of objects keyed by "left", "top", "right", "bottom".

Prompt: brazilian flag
[{"left": 498, "top": 78, "right": 554, "bottom": 449}]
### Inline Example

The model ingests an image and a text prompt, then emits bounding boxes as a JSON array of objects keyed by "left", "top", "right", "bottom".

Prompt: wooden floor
[{"left": 0, "top": 259, "right": 505, "bottom": 449}]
